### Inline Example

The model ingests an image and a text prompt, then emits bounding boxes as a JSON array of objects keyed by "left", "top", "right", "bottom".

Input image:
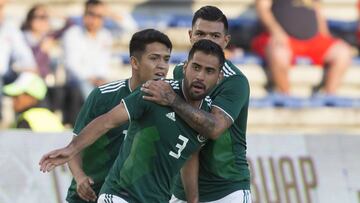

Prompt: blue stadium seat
[
  {"left": 351, "top": 57, "right": 360, "bottom": 66},
  {"left": 132, "top": 14, "right": 171, "bottom": 29},
  {"left": 250, "top": 94, "right": 360, "bottom": 108},
  {"left": 229, "top": 53, "right": 263, "bottom": 65},
  {"left": 69, "top": 16, "right": 122, "bottom": 32},
  {"left": 168, "top": 15, "right": 192, "bottom": 28},
  {"left": 119, "top": 53, "right": 130, "bottom": 64},
  {"left": 327, "top": 20, "right": 357, "bottom": 33},
  {"left": 294, "top": 56, "right": 314, "bottom": 65},
  {"left": 228, "top": 17, "right": 258, "bottom": 28},
  {"left": 119, "top": 52, "right": 188, "bottom": 65},
  {"left": 170, "top": 52, "right": 187, "bottom": 64},
  {"left": 311, "top": 95, "right": 360, "bottom": 108},
  {"left": 249, "top": 97, "right": 276, "bottom": 108},
  {"left": 268, "top": 93, "right": 306, "bottom": 108},
  {"left": 327, "top": 19, "right": 357, "bottom": 47}
]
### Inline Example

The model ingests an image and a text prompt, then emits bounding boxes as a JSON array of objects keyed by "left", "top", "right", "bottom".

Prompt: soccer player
[
  {"left": 65, "top": 28, "right": 172, "bottom": 202},
  {"left": 141, "top": 6, "right": 251, "bottom": 203},
  {"left": 39, "top": 39, "right": 225, "bottom": 203}
]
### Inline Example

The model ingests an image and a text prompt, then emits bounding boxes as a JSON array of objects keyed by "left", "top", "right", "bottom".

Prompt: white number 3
[{"left": 169, "top": 135, "right": 189, "bottom": 159}]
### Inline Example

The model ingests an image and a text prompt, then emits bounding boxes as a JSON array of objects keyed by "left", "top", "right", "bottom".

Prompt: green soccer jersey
[
  {"left": 66, "top": 79, "right": 132, "bottom": 203},
  {"left": 172, "top": 60, "right": 251, "bottom": 202},
  {"left": 100, "top": 80, "right": 210, "bottom": 203}
]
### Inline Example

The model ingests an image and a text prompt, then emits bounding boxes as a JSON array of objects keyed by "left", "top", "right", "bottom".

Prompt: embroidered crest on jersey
[
  {"left": 197, "top": 134, "right": 207, "bottom": 143},
  {"left": 166, "top": 112, "right": 176, "bottom": 122},
  {"left": 204, "top": 96, "right": 212, "bottom": 107}
]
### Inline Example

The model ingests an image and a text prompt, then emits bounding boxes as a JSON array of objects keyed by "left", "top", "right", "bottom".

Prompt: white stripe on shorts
[
  {"left": 169, "top": 195, "right": 187, "bottom": 203},
  {"left": 169, "top": 190, "right": 251, "bottom": 203},
  {"left": 98, "top": 193, "right": 128, "bottom": 203}
]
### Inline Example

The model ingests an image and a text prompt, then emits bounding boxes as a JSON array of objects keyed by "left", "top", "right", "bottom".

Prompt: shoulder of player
[
  {"left": 98, "top": 79, "right": 129, "bottom": 95},
  {"left": 175, "top": 61, "right": 186, "bottom": 68},
  {"left": 222, "top": 60, "right": 247, "bottom": 81},
  {"left": 222, "top": 60, "right": 246, "bottom": 77}
]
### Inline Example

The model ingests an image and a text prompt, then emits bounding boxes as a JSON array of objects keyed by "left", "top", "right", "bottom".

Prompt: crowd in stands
[{"left": 0, "top": 0, "right": 359, "bottom": 130}]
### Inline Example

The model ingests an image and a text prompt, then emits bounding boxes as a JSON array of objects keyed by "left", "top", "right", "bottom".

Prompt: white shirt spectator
[
  {"left": 0, "top": 21, "right": 37, "bottom": 75},
  {"left": 62, "top": 25, "right": 113, "bottom": 81}
]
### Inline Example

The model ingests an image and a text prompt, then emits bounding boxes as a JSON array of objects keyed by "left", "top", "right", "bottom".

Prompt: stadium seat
[{"left": 168, "top": 15, "right": 192, "bottom": 28}]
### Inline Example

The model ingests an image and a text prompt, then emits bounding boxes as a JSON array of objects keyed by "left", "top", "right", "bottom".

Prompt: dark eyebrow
[
  {"left": 209, "top": 32, "right": 222, "bottom": 35},
  {"left": 195, "top": 30, "right": 222, "bottom": 35},
  {"left": 191, "top": 62, "right": 201, "bottom": 67},
  {"left": 148, "top": 53, "right": 171, "bottom": 59},
  {"left": 205, "top": 66, "right": 217, "bottom": 70}
]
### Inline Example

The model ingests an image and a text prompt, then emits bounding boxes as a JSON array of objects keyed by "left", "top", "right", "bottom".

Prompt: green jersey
[
  {"left": 100, "top": 80, "right": 210, "bottom": 203},
  {"left": 172, "top": 60, "right": 251, "bottom": 202},
  {"left": 66, "top": 79, "right": 132, "bottom": 203}
]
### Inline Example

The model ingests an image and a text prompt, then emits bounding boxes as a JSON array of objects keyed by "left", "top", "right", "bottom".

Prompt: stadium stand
[{"left": 0, "top": 0, "right": 359, "bottom": 132}]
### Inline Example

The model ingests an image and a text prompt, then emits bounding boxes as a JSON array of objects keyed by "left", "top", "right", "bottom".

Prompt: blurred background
[{"left": 0, "top": 0, "right": 360, "bottom": 203}]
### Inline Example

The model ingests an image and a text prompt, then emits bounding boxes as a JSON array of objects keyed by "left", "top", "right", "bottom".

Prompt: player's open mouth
[
  {"left": 155, "top": 72, "right": 165, "bottom": 78},
  {"left": 191, "top": 82, "right": 205, "bottom": 92}
]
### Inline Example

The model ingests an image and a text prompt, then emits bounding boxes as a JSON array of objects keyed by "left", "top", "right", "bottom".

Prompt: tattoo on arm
[{"left": 170, "top": 95, "right": 232, "bottom": 139}]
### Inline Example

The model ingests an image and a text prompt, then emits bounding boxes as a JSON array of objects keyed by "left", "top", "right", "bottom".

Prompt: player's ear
[
  {"left": 130, "top": 56, "right": 139, "bottom": 70},
  {"left": 224, "top": 34, "right": 231, "bottom": 48},
  {"left": 188, "top": 29, "right": 193, "bottom": 44},
  {"left": 217, "top": 70, "right": 224, "bottom": 84},
  {"left": 182, "top": 61, "right": 188, "bottom": 75}
]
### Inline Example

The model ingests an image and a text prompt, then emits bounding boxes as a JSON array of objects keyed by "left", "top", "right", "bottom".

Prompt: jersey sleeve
[
  {"left": 73, "top": 88, "right": 100, "bottom": 135},
  {"left": 173, "top": 63, "right": 185, "bottom": 80},
  {"left": 211, "top": 75, "right": 249, "bottom": 123},
  {"left": 122, "top": 88, "right": 151, "bottom": 121}
]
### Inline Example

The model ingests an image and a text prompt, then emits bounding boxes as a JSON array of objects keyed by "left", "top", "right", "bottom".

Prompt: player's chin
[{"left": 189, "top": 91, "right": 207, "bottom": 100}]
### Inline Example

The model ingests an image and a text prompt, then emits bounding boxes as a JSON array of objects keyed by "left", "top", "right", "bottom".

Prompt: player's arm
[
  {"left": 68, "top": 136, "right": 97, "bottom": 202},
  {"left": 67, "top": 88, "right": 97, "bottom": 202},
  {"left": 171, "top": 96, "right": 231, "bottom": 140},
  {"left": 141, "top": 80, "right": 231, "bottom": 140},
  {"left": 39, "top": 102, "right": 129, "bottom": 172},
  {"left": 181, "top": 150, "right": 200, "bottom": 203}
]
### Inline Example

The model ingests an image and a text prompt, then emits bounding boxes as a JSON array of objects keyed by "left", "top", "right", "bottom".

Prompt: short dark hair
[
  {"left": 85, "top": 0, "right": 103, "bottom": 10},
  {"left": 188, "top": 39, "right": 225, "bottom": 70},
  {"left": 192, "top": 6, "right": 228, "bottom": 34},
  {"left": 21, "top": 4, "right": 45, "bottom": 31},
  {"left": 129, "top": 29, "right": 172, "bottom": 59}
]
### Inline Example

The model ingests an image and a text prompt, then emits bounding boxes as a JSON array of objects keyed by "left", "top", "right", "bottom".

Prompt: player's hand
[
  {"left": 75, "top": 175, "right": 97, "bottom": 202},
  {"left": 141, "top": 80, "right": 176, "bottom": 106},
  {"left": 39, "top": 146, "right": 75, "bottom": 172}
]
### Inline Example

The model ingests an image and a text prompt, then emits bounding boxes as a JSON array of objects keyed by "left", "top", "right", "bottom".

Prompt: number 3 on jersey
[{"left": 169, "top": 135, "right": 189, "bottom": 159}]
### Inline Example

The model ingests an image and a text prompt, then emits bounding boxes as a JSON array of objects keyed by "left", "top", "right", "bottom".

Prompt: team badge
[{"left": 197, "top": 134, "right": 207, "bottom": 143}]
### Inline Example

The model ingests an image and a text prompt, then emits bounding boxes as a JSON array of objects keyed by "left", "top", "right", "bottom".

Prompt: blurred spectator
[
  {"left": 252, "top": 0, "right": 351, "bottom": 95},
  {"left": 61, "top": 0, "right": 114, "bottom": 126},
  {"left": 22, "top": 4, "right": 56, "bottom": 80},
  {"left": 0, "top": 0, "right": 37, "bottom": 121},
  {"left": 21, "top": 4, "right": 70, "bottom": 115},
  {"left": 357, "top": 0, "right": 360, "bottom": 52},
  {"left": 62, "top": 0, "right": 112, "bottom": 98},
  {"left": 3, "top": 72, "right": 64, "bottom": 132}
]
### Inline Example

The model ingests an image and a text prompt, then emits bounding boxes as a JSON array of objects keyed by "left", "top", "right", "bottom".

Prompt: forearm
[
  {"left": 181, "top": 151, "right": 200, "bottom": 203},
  {"left": 68, "top": 152, "right": 86, "bottom": 182},
  {"left": 170, "top": 96, "right": 218, "bottom": 139},
  {"left": 69, "top": 114, "right": 115, "bottom": 154}
]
